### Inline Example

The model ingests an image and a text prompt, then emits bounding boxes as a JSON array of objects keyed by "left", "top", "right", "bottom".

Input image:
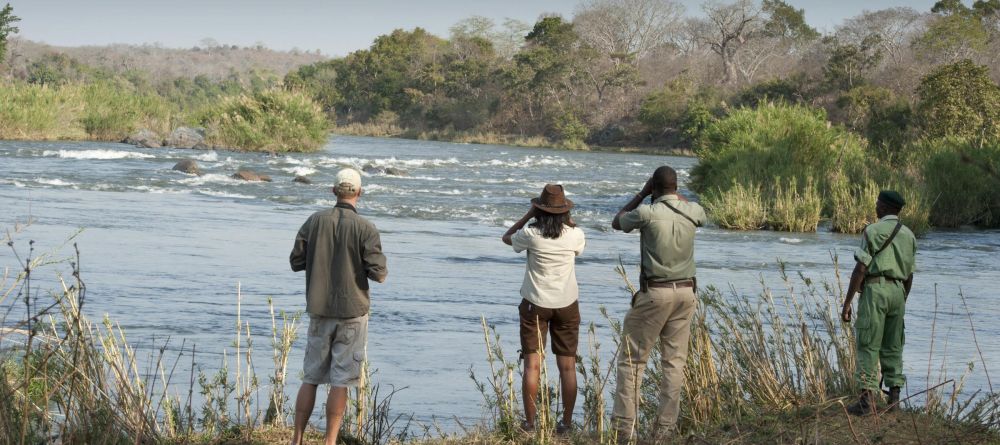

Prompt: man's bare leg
[
  {"left": 325, "top": 386, "right": 349, "bottom": 445},
  {"left": 522, "top": 353, "right": 540, "bottom": 428},
  {"left": 556, "top": 355, "right": 577, "bottom": 426},
  {"left": 292, "top": 383, "right": 318, "bottom": 445}
]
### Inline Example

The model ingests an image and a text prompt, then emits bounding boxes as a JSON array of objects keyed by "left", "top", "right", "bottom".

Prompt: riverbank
[{"left": 332, "top": 123, "right": 695, "bottom": 157}]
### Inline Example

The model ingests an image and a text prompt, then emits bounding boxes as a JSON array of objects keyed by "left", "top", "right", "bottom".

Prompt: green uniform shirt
[
  {"left": 853, "top": 215, "right": 917, "bottom": 280},
  {"left": 619, "top": 194, "right": 707, "bottom": 281}
]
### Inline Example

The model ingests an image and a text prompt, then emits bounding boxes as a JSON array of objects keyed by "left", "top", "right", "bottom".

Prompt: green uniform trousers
[{"left": 855, "top": 278, "right": 906, "bottom": 390}]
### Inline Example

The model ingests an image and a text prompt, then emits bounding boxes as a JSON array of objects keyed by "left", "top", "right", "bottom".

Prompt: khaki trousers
[{"left": 612, "top": 285, "right": 697, "bottom": 439}]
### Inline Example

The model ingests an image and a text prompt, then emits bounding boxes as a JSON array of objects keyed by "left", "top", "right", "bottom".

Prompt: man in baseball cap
[{"left": 289, "top": 167, "right": 387, "bottom": 445}]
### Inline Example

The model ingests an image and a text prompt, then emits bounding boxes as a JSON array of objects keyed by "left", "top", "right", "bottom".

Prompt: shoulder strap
[
  {"left": 866, "top": 221, "right": 903, "bottom": 269},
  {"left": 659, "top": 200, "right": 702, "bottom": 227}
]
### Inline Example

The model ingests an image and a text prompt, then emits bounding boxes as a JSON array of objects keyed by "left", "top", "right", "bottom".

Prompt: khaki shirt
[
  {"left": 511, "top": 225, "right": 586, "bottom": 309},
  {"left": 853, "top": 215, "right": 916, "bottom": 281},
  {"left": 619, "top": 194, "right": 707, "bottom": 281},
  {"left": 290, "top": 203, "right": 388, "bottom": 318}
]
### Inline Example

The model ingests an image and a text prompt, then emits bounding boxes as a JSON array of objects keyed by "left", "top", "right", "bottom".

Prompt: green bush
[
  {"left": 836, "top": 85, "right": 912, "bottom": 163},
  {"left": 639, "top": 78, "right": 696, "bottom": 135},
  {"left": 735, "top": 76, "right": 810, "bottom": 108},
  {"left": 915, "top": 60, "right": 1000, "bottom": 143},
  {"left": 691, "top": 103, "right": 867, "bottom": 201},
  {"left": 702, "top": 181, "right": 768, "bottom": 230},
  {"left": 829, "top": 178, "right": 879, "bottom": 234},
  {"left": 0, "top": 82, "right": 84, "bottom": 139},
  {"left": 197, "top": 89, "right": 328, "bottom": 152},
  {"left": 921, "top": 138, "right": 1000, "bottom": 228},
  {"left": 551, "top": 111, "right": 588, "bottom": 149}
]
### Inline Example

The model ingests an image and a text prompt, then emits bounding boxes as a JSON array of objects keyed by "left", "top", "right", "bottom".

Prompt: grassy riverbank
[{"left": 2, "top": 229, "right": 996, "bottom": 444}]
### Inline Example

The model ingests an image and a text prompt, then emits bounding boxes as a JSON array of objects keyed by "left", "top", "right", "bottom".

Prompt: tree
[
  {"left": 836, "top": 7, "right": 924, "bottom": 66},
  {"left": 761, "top": 0, "right": 818, "bottom": 41},
  {"left": 914, "top": 1, "right": 990, "bottom": 62},
  {"left": 691, "top": 0, "right": 761, "bottom": 85},
  {"left": 915, "top": 59, "right": 1000, "bottom": 141},
  {"left": 573, "top": 0, "right": 685, "bottom": 60},
  {"left": 0, "top": 3, "right": 20, "bottom": 65},
  {"left": 450, "top": 16, "right": 530, "bottom": 59},
  {"left": 824, "top": 35, "right": 884, "bottom": 91}
]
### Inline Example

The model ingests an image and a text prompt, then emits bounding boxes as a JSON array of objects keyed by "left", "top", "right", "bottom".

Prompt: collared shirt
[
  {"left": 511, "top": 225, "right": 586, "bottom": 309},
  {"left": 854, "top": 215, "right": 916, "bottom": 280},
  {"left": 290, "top": 203, "right": 388, "bottom": 318},
  {"left": 619, "top": 194, "right": 707, "bottom": 281}
]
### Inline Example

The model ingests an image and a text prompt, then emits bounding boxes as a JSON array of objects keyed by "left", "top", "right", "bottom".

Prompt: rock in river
[
  {"left": 166, "top": 127, "right": 208, "bottom": 149},
  {"left": 122, "top": 129, "right": 162, "bottom": 148},
  {"left": 232, "top": 169, "right": 272, "bottom": 182},
  {"left": 293, "top": 175, "right": 313, "bottom": 184},
  {"left": 172, "top": 159, "right": 201, "bottom": 175}
]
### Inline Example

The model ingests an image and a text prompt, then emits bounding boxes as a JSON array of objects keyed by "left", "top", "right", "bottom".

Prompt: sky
[{"left": 6, "top": 0, "right": 939, "bottom": 57}]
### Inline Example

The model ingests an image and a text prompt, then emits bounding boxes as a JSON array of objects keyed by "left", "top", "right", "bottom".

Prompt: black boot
[
  {"left": 847, "top": 389, "right": 876, "bottom": 416},
  {"left": 886, "top": 386, "right": 901, "bottom": 412}
]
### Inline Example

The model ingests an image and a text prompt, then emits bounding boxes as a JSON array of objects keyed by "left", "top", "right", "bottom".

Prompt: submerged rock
[
  {"left": 166, "top": 127, "right": 208, "bottom": 149},
  {"left": 123, "top": 129, "right": 162, "bottom": 148},
  {"left": 232, "top": 169, "right": 272, "bottom": 182},
  {"left": 362, "top": 164, "right": 382, "bottom": 175},
  {"left": 362, "top": 164, "right": 407, "bottom": 176},
  {"left": 384, "top": 167, "right": 407, "bottom": 176},
  {"left": 293, "top": 175, "right": 313, "bottom": 184},
  {"left": 172, "top": 159, "right": 201, "bottom": 175}
]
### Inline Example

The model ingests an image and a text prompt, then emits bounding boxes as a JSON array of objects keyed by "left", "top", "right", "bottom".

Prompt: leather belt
[
  {"left": 645, "top": 279, "right": 694, "bottom": 289},
  {"left": 865, "top": 276, "right": 903, "bottom": 284}
]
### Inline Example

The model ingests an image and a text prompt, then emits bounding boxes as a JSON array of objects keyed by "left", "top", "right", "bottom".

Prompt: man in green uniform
[{"left": 841, "top": 190, "right": 916, "bottom": 416}]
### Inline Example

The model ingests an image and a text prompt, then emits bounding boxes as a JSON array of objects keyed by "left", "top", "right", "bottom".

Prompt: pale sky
[{"left": 7, "top": 0, "right": 938, "bottom": 57}]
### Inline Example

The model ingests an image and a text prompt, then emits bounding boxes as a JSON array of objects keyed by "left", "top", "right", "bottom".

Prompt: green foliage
[
  {"left": 837, "top": 85, "right": 912, "bottom": 162},
  {"left": 692, "top": 103, "right": 866, "bottom": 199},
  {"left": 551, "top": 110, "right": 588, "bottom": 148},
  {"left": 735, "top": 76, "right": 810, "bottom": 108},
  {"left": 0, "top": 3, "right": 19, "bottom": 65},
  {"left": 27, "top": 53, "right": 88, "bottom": 86},
  {"left": 197, "top": 88, "right": 328, "bottom": 152},
  {"left": 913, "top": 6, "right": 989, "bottom": 61},
  {"left": 680, "top": 102, "right": 716, "bottom": 144},
  {"left": 915, "top": 59, "right": 1000, "bottom": 142},
  {"left": 0, "top": 82, "right": 85, "bottom": 139},
  {"left": 829, "top": 178, "right": 879, "bottom": 233},
  {"left": 762, "top": 0, "right": 820, "bottom": 41},
  {"left": 702, "top": 181, "right": 768, "bottom": 230},
  {"left": 824, "top": 35, "right": 884, "bottom": 91},
  {"left": 638, "top": 78, "right": 695, "bottom": 135},
  {"left": 921, "top": 138, "right": 1000, "bottom": 227}
]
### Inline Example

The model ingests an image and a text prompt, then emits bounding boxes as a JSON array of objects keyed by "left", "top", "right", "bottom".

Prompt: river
[{"left": 1, "top": 135, "right": 997, "bottom": 429}]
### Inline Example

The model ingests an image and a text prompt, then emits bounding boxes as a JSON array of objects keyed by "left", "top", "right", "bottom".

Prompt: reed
[
  {"left": 701, "top": 181, "right": 768, "bottom": 230},
  {"left": 768, "top": 176, "right": 823, "bottom": 232},
  {"left": 196, "top": 88, "right": 328, "bottom": 152},
  {"left": 829, "top": 178, "right": 879, "bottom": 234}
]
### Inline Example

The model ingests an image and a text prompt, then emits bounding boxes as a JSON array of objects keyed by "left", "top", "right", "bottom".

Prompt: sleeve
[
  {"left": 618, "top": 206, "right": 647, "bottom": 233},
  {"left": 363, "top": 225, "right": 388, "bottom": 283},
  {"left": 853, "top": 228, "right": 873, "bottom": 266},
  {"left": 511, "top": 228, "right": 532, "bottom": 253},
  {"left": 289, "top": 217, "right": 310, "bottom": 272},
  {"left": 691, "top": 203, "right": 708, "bottom": 227},
  {"left": 573, "top": 228, "right": 586, "bottom": 256}
]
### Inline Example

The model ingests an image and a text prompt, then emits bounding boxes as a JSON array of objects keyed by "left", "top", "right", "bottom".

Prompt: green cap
[{"left": 878, "top": 190, "right": 906, "bottom": 209}]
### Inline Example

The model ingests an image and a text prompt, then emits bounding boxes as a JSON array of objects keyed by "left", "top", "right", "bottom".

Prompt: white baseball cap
[{"left": 334, "top": 168, "right": 362, "bottom": 195}]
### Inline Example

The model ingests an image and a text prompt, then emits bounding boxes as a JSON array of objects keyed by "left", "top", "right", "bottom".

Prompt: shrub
[
  {"left": 735, "top": 76, "right": 810, "bottom": 108},
  {"left": 0, "top": 82, "right": 84, "bottom": 140},
  {"left": 691, "top": 103, "right": 867, "bottom": 204},
  {"left": 915, "top": 60, "right": 1000, "bottom": 143},
  {"left": 836, "top": 85, "right": 912, "bottom": 163},
  {"left": 639, "top": 78, "right": 696, "bottom": 136},
  {"left": 768, "top": 177, "right": 822, "bottom": 232},
  {"left": 551, "top": 111, "right": 588, "bottom": 149},
  {"left": 198, "top": 88, "right": 328, "bottom": 152},
  {"left": 921, "top": 138, "right": 1000, "bottom": 228},
  {"left": 702, "top": 181, "right": 767, "bottom": 230}
]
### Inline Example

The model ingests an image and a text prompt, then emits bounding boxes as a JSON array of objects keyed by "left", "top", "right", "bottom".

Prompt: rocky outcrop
[
  {"left": 293, "top": 175, "right": 313, "bottom": 184},
  {"left": 232, "top": 169, "right": 272, "bottom": 182},
  {"left": 165, "top": 127, "right": 208, "bottom": 149},
  {"left": 122, "top": 129, "right": 162, "bottom": 148},
  {"left": 172, "top": 159, "right": 201, "bottom": 175},
  {"left": 362, "top": 164, "right": 407, "bottom": 176}
]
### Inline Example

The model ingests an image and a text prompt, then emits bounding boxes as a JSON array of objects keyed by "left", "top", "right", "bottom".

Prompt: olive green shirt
[
  {"left": 290, "top": 203, "right": 388, "bottom": 318},
  {"left": 619, "top": 194, "right": 707, "bottom": 281},
  {"left": 853, "top": 215, "right": 916, "bottom": 280}
]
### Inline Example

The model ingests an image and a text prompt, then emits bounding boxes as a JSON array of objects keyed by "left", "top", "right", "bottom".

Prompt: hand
[
  {"left": 639, "top": 177, "right": 653, "bottom": 197},
  {"left": 841, "top": 303, "right": 853, "bottom": 322},
  {"left": 501, "top": 233, "right": 513, "bottom": 245}
]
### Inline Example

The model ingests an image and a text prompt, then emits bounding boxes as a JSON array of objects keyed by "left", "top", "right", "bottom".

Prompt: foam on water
[
  {"left": 43, "top": 149, "right": 155, "bottom": 160},
  {"left": 177, "top": 173, "right": 244, "bottom": 186},
  {"left": 780, "top": 237, "right": 803, "bottom": 244},
  {"left": 35, "top": 178, "right": 77, "bottom": 187},
  {"left": 197, "top": 190, "right": 256, "bottom": 199},
  {"left": 190, "top": 152, "right": 219, "bottom": 162},
  {"left": 283, "top": 166, "right": 318, "bottom": 176}
]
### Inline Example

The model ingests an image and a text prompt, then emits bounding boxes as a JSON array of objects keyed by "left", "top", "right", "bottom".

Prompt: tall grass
[
  {"left": 920, "top": 138, "right": 1000, "bottom": 228},
  {"left": 78, "top": 81, "right": 172, "bottom": 141},
  {"left": 702, "top": 181, "right": 768, "bottom": 230},
  {"left": 0, "top": 82, "right": 86, "bottom": 140},
  {"left": 196, "top": 88, "right": 328, "bottom": 152},
  {"left": 829, "top": 178, "right": 879, "bottom": 233},
  {"left": 768, "top": 176, "right": 823, "bottom": 232}
]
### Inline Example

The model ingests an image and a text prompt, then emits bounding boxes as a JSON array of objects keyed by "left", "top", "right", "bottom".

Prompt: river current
[{"left": 1, "top": 135, "right": 998, "bottom": 428}]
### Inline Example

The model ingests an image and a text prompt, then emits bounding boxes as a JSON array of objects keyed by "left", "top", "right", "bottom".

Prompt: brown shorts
[{"left": 519, "top": 299, "right": 580, "bottom": 358}]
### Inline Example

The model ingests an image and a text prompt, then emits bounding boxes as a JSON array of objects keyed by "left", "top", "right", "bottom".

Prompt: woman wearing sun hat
[{"left": 501, "top": 184, "right": 586, "bottom": 434}]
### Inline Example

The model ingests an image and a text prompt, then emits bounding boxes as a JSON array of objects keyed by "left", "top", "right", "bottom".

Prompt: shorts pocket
[
  {"left": 854, "top": 311, "right": 875, "bottom": 346},
  {"left": 352, "top": 351, "right": 365, "bottom": 375}
]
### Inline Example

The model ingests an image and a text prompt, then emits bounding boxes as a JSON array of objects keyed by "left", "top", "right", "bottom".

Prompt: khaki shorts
[
  {"left": 302, "top": 314, "right": 368, "bottom": 387},
  {"left": 519, "top": 299, "right": 580, "bottom": 358}
]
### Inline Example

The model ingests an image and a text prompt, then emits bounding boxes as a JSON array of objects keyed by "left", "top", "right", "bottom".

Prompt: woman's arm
[{"left": 502, "top": 207, "right": 537, "bottom": 245}]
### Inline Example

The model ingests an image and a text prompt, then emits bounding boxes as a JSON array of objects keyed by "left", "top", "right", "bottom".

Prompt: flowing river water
[{"left": 1, "top": 135, "right": 998, "bottom": 429}]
